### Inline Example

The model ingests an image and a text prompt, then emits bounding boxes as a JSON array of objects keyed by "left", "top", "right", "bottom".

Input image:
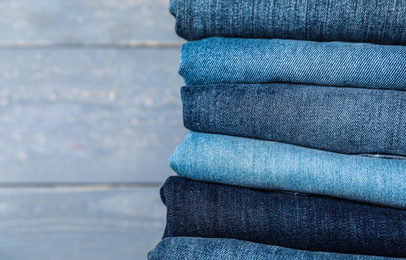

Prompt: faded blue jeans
[
  {"left": 179, "top": 37, "right": 406, "bottom": 90},
  {"left": 182, "top": 84, "right": 406, "bottom": 157},
  {"left": 160, "top": 177, "right": 406, "bottom": 257},
  {"left": 149, "top": 237, "right": 403, "bottom": 260},
  {"left": 170, "top": 0, "right": 406, "bottom": 45},
  {"left": 169, "top": 132, "right": 406, "bottom": 209}
]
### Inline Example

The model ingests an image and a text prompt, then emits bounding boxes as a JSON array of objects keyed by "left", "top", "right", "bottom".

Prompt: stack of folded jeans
[{"left": 149, "top": 0, "right": 406, "bottom": 259}]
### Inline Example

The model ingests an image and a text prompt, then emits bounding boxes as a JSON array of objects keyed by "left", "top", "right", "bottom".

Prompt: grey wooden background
[{"left": 0, "top": 0, "right": 186, "bottom": 259}]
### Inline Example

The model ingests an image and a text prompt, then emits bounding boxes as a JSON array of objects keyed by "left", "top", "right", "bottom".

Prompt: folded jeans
[
  {"left": 170, "top": 0, "right": 406, "bottom": 45},
  {"left": 149, "top": 237, "right": 404, "bottom": 260},
  {"left": 179, "top": 37, "right": 406, "bottom": 90},
  {"left": 182, "top": 83, "right": 406, "bottom": 156},
  {"left": 170, "top": 132, "right": 406, "bottom": 209},
  {"left": 161, "top": 177, "right": 406, "bottom": 257}
]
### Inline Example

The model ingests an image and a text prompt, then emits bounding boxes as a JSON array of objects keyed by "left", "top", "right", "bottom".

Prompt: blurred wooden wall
[{"left": 0, "top": 1, "right": 186, "bottom": 259}]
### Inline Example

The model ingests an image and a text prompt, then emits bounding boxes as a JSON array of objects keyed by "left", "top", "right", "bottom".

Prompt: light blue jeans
[
  {"left": 149, "top": 237, "right": 402, "bottom": 260},
  {"left": 169, "top": 132, "right": 406, "bottom": 209}
]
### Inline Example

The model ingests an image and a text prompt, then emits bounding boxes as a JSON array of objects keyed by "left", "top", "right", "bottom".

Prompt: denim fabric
[
  {"left": 180, "top": 37, "right": 406, "bottom": 90},
  {"left": 169, "top": 0, "right": 406, "bottom": 45},
  {"left": 149, "top": 237, "right": 402, "bottom": 260},
  {"left": 169, "top": 132, "right": 406, "bottom": 209},
  {"left": 161, "top": 177, "right": 406, "bottom": 257},
  {"left": 182, "top": 84, "right": 406, "bottom": 156}
]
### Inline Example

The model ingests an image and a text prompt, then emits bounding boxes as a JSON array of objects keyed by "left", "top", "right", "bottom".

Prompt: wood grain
[
  {"left": 0, "top": 0, "right": 184, "bottom": 44},
  {"left": 0, "top": 1, "right": 181, "bottom": 258},
  {"left": 0, "top": 187, "right": 166, "bottom": 260},
  {"left": 0, "top": 48, "right": 186, "bottom": 182}
]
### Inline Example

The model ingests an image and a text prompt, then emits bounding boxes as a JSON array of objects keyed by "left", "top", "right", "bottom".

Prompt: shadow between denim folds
[
  {"left": 169, "top": 132, "right": 406, "bottom": 209},
  {"left": 182, "top": 84, "right": 406, "bottom": 157},
  {"left": 161, "top": 177, "right": 406, "bottom": 257},
  {"left": 170, "top": 0, "right": 406, "bottom": 45},
  {"left": 149, "top": 237, "right": 403, "bottom": 260},
  {"left": 179, "top": 37, "right": 406, "bottom": 90}
]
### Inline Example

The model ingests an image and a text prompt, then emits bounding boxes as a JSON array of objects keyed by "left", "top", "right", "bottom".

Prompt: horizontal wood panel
[
  {"left": 0, "top": 48, "right": 187, "bottom": 182},
  {"left": 0, "top": 187, "right": 166, "bottom": 260},
  {"left": 0, "top": 0, "right": 184, "bottom": 44}
]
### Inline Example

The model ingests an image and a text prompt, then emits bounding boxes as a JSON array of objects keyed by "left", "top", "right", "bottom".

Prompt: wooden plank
[
  {"left": 0, "top": 187, "right": 166, "bottom": 260},
  {"left": 0, "top": 0, "right": 184, "bottom": 44},
  {"left": 0, "top": 48, "right": 187, "bottom": 182}
]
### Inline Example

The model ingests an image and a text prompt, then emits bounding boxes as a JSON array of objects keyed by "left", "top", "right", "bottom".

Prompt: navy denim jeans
[
  {"left": 182, "top": 84, "right": 406, "bottom": 156},
  {"left": 170, "top": 0, "right": 406, "bottom": 45},
  {"left": 180, "top": 37, "right": 406, "bottom": 90},
  {"left": 149, "top": 237, "right": 402, "bottom": 260},
  {"left": 161, "top": 177, "right": 406, "bottom": 257}
]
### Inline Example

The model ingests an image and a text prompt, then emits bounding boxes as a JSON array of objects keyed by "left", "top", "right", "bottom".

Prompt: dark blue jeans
[
  {"left": 182, "top": 84, "right": 406, "bottom": 156},
  {"left": 170, "top": 0, "right": 406, "bottom": 45},
  {"left": 161, "top": 177, "right": 406, "bottom": 257}
]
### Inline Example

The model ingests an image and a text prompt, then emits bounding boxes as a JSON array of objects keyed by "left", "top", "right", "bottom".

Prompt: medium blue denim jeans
[
  {"left": 179, "top": 37, "right": 406, "bottom": 90},
  {"left": 169, "top": 132, "right": 406, "bottom": 209},
  {"left": 182, "top": 84, "right": 406, "bottom": 157},
  {"left": 149, "top": 237, "right": 403, "bottom": 260},
  {"left": 170, "top": 0, "right": 406, "bottom": 45},
  {"left": 161, "top": 177, "right": 406, "bottom": 257}
]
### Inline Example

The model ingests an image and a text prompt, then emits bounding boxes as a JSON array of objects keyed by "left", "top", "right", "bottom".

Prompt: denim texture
[
  {"left": 169, "top": 132, "right": 406, "bottom": 209},
  {"left": 149, "top": 237, "right": 402, "bottom": 260},
  {"left": 180, "top": 37, "right": 406, "bottom": 90},
  {"left": 169, "top": 0, "right": 406, "bottom": 45},
  {"left": 161, "top": 177, "right": 406, "bottom": 257},
  {"left": 182, "top": 84, "right": 406, "bottom": 156}
]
